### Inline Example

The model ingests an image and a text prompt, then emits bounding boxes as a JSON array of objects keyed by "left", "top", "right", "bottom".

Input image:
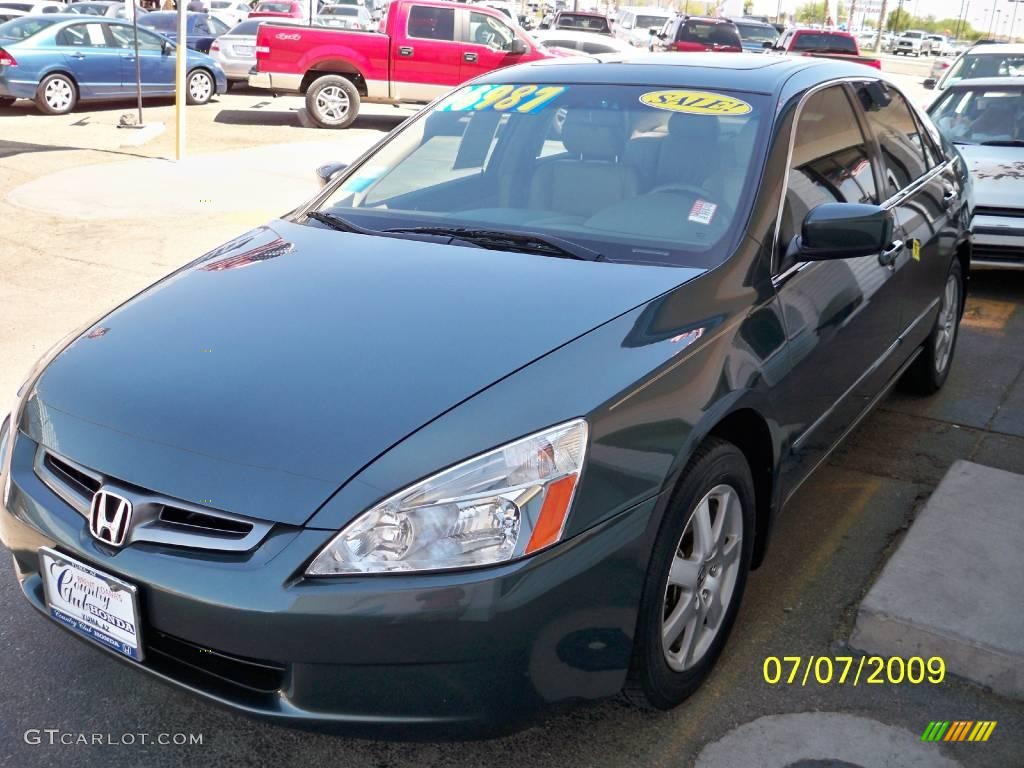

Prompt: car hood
[
  {"left": 24, "top": 221, "right": 702, "bottom": 526},
  {"left": 959, "top": 143, "right": 1024, "bottom": 208}
]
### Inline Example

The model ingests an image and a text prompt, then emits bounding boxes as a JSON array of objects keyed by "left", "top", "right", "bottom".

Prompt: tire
[
  {"left": 625, "top": 437, "right": 755, "bottom": 710},
  {"left": 305, "top": 74, "right": 360, "bottom": 129},
  {"left": 0, "top": 96, "right": 15, "bottom": 107},
  {"left": 901, "top": 259, "right": 963, "bottom": 395},
  {"left": 186, "top": 69, "right": 215, "bottom": 105},
  {"left": 35, "top": 73, "right": 77, "bottom": 115}
]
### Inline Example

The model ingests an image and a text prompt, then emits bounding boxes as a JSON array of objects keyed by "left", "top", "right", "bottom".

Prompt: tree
[{"left": 873, "top": 0, "right": 888, "bottom": 49}]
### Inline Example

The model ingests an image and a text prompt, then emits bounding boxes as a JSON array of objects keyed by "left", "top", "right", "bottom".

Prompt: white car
[
  {"left": 208, "top": 0, "right": 250, "bottom": 26},
  {"left": 925, "top": 43, "right": 1024, "bottom": 92},
  {"left": 613, "top": 7, "right": 671, "bottom": 47},
  {"left": 317, "top": 2, "right": 372, "bottom": 28},
  {"left": 0, "top": 1, "right": 65, "bottom": 13},
  {"left": 532, "top": 28, "right": 632, "bottom": 54},
  {"left": 922, "top": 34, "right": 953, "bottom": 56},
  {"left": 894, "top": 29, "right": 927, "bottom": 56}
]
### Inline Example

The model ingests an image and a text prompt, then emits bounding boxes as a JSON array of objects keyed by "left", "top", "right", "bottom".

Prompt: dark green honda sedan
[{"left": 0, "top": 53, "right": 971, "bottom": 735}]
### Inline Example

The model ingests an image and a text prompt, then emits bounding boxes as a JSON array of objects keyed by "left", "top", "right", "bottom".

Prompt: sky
[{"left": 746, "top": 0, "right": 1024, "bottom": 34}]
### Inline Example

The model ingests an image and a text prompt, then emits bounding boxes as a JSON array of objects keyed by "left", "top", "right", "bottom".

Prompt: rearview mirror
[
  {"left": 923, "top": 77, "right": 937, "bottom": 89},
  {"left": 315, "top": 161, "right": 348, "bottom": 187},
  {"left": 799, "top": 203, "right": 893, "bottom": 260},
  {"left": 509, "top": 38, "right": 528, "bottom": 54}
]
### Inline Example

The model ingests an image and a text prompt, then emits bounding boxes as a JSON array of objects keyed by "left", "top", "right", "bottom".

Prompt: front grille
[
  {"left": 146, "top": 630, "right": 286, "bottom": 694},
  {"left": 973, "top": 245, "right": 1024, "bottom": 263},
  {"left": 44, "top": 452, "right": 101, "bottom": 498},
  {"left": 975, "top": 206, "right": 1024, "bottom": 219},
  {"left": 34, "top": 446, "right": 273, "bottom": 552}
]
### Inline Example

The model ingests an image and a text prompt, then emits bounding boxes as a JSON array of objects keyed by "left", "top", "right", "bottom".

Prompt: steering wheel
[{"left": 648, "top": 183, "right": 735, "bottom": 223}]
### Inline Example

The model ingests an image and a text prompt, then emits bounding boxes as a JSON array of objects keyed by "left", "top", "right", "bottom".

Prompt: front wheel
[
  {"left": 625, "top": 437, "right": 754, "bottom": 710},
  {"left": 901, "top": 259, "right": 963, "bottom": 395},
  {"left": 305, "top": 75, "right": 360, "bottom": 129},
  {"left": 186, "top": 69, "right": 215, "bottom": 105}
]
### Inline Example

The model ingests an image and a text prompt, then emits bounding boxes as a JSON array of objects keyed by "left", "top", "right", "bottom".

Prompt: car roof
[
  {"left": 475, "top": 52, "right": 871, "bottom": 94},
  {"left": 942, "top": 76, "right": 1024, "bottom": 89},
  {"left": 964, "top": 42, "right": 1024, "bottom": 55}
]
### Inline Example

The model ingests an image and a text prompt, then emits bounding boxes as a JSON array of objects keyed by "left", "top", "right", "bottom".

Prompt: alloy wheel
[
  {"left": 316, "top": 85, "right": 350, "bottom": 122},
  {"left": 934, "top": 272, "right": 959, "bottom": 374},
  {"left": 662, "top": 483, "right": 743, "bottom": 672}
]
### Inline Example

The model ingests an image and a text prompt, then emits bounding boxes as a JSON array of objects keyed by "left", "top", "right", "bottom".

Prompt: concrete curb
[{"left": 851, "top": 460, "right": 1024, "bottom": 700}]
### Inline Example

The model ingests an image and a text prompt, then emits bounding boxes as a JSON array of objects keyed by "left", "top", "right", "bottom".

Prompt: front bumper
[
  {"left": 0, "top": 428, "right": 660, "bottom": 735},
  {"left": 972, "top": 213, "right": 1024, "bottom": 268}
]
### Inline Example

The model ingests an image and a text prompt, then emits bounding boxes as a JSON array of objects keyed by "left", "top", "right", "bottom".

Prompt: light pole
[
  {"left": 954, "top": 0, "right": 968, "bottom": 38},
  {"left": 986, "top": 4, "right": 999, "bottom": 36},
  {"left": 1009, "top": 0, "right": 1022, "bottom": 41}
]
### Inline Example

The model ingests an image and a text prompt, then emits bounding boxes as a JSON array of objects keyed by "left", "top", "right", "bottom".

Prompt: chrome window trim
[
  {"left": 34, "top": 446, "right": 274, "bottom": 552},
  {"left": 770, "top": 76, "right": 949, "bottom": 282}
]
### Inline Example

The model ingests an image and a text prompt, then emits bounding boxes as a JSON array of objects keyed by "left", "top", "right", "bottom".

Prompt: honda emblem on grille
[{"left": 89, "top": 490, "right": 133, "bottom": 547}]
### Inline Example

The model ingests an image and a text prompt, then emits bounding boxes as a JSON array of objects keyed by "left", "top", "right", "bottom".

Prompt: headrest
[
  {"left": 562, "top": 109, "right": 625, "bottom": 161},
  {"left": 668, "top": 112, "right": 721, "bottom": 145}
]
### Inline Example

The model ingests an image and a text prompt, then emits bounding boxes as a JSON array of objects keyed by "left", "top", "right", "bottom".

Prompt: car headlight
[{"left": 306, "top": 419, "right": 588, "bottom": 576}]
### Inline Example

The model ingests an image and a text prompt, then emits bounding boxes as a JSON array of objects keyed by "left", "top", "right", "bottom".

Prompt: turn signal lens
[{"left": 306, "top": 419, "right": 588, "bottom": 575}]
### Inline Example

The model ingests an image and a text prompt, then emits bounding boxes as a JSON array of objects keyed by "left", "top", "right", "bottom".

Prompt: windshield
[
  {"left": 735, "top": 22, "right": 776, "bottom": 43},
  {"left": 634, "top": 14, "right": 667, "bottom": 28},
  {"left": 930, "top": 86, "right": 1024, "bottom": 143},
  {"left": 902, "top": 31, "right": 924, "bottom": 38},
  {"left": 312, "top": 83, "right": 767, "bottom": 267},
  {"left": 944, "top": 52, "right": 1024, "bottom": 85},
  {"left": 0, "top": 2, "right": 32, "bottom": 9},
  {"left": 792, "top": 32, "right": 856, "bottom": 53},
  {"left": 0, "top": 15, "right": 57, "bottom": 38}
]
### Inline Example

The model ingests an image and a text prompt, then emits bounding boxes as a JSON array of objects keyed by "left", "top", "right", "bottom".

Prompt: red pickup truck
[
  {"left": 250, "top": 0, "right": 556, "bottom": 128},
  {"left": 770, "top": 29, "right": 882, "bottom": 69}
]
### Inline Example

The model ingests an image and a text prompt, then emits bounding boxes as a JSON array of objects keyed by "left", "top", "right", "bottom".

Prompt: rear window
[
  {"left": 255, "top": 1, "right": 293, "bottom": 11},
  {"left": 0, "top": 2, "right": 33, "bottom": 9},
  {"left": 633, "top": 14, "right": 668, "bottom": 28},
  {"left": 735, "top": 22, "right": 777, "bottom": 43},
  {"left": 0, "top": 15, "right": 58, "bottom": 38},
  {"left": 139, "top": 14, "right": 179, "bottom": 31},
  {"left": 322, "top": 5, "right": 359, "bottom": 14},
  {"left": 555, "top": 13, "right": 610, "bottom": 33},
  {"left": 791, "top": 32, "right": 857, "bottom": 53},
  {"left": 678, "top": 20, "right": 741, "bottom": 47},
  {"left": 228, "top": 19, "right": 262, "bottom": 34}
]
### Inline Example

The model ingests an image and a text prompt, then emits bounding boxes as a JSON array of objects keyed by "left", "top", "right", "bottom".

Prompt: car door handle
[
  {"left": 879, "top": 239, "right": 904, "bottom": 268},
  {"left": 942, "top": 187, "right": 957, "bottom": 208},
  {"left": 70, "top": 52, "right": 86, "bottom": 59},
  {"left": 463, "top": 51, "right": 477, "bottom": 62},
  {"left": 398, "top": 46, "right": 413, "bottom": 56}
]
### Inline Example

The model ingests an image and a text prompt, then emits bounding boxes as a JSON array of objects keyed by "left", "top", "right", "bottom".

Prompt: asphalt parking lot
[{"left": 2, "top": 57, "right": 1023, "bottom": 767}]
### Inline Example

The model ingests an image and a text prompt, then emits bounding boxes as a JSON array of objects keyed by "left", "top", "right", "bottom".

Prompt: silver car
[
  {"left": 316, "top": 3, "right": 373, "bottom": 29},
  {"left": 211, "top": 18, "right": 260, "bottom": 85}
]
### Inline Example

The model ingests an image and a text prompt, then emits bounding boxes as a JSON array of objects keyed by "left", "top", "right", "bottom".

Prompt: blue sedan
[{"left": 0, "top": 14, "right": 227, "bottom": 114}]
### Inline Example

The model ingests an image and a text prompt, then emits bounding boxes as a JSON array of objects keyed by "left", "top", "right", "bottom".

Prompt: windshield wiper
[
  {"left": 305, "top": 210, "right": 381, "bottom": 236},
  {"left": 384, "top": 226, "right": 604, "bottom": 261},
  {"left": 980, "top": 139, "right": 1024, "bottom": 147}
]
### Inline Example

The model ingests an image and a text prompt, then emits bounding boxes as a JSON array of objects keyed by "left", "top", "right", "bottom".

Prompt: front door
[
  {"left": 457, "top": 9, "right": 525, "bottom": 82},
  {"left": 390, "top": 4, "right": 461, "bottom": 102},
  {"left": 109, "top": 25, "right": 175, "bottom": 94},
  {"left": 770, "top": 83, "right": 904, "bottom": 493}
]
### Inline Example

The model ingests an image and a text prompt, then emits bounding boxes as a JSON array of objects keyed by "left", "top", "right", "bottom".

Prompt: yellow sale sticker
[
  {"left": 639, "top": 90, "right": 752, "bottom": 116},
  {"left": 912, "top": 239, "right": 921, "bottom": 261}
]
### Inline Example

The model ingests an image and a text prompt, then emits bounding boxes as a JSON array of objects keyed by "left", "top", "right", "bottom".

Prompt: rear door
[
  {"left": 458, "top": 8, "right": 525, "bottom": 82},
  {"left": 857, "top": 81, "right": 955, "bottom": 351},
  {"left": 771, "top": 83, "right": 904, "bottom": 491},
  {"left": 54, "top": 21, "right": 123, "bottom": 97},
  {"left": 390, "top": 3, "right": 461, "bottom": 101}
]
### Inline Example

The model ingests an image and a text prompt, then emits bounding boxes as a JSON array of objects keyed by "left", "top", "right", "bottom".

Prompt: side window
[
  {"left": 781, "top": 85, "right": 878, "bottom": 250},
  {"left": 194, "top": 18, "right": 211, "bottom": 35},
  {"left": 57, "top": 22, "right": 110, "bottom": 47},
  {"left": 209, "top": 16, "right": 229, "bottom": 34},
  {"left": 466, "top": 11, "right": 514, "bottom": 49},
  {"left": 407, "top": 5, "right": 455, "bottom": 41},
  {"left": 109, "top": 25, "right": 165, "bottom": 50},
  {"left": 859, "top": 83, "right": 929, "bottom": 195}
]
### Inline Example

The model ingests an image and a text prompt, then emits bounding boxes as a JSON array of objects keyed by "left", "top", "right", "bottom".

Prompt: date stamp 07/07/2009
[{"left": 762, "top": 655, "right": 946, "bottom": 686}]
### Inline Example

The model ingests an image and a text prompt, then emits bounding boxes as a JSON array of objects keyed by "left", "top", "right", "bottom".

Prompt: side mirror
[
  {"left": 162, "top": 39, "right": 173, "bottom": 54},
  {"left": 799, "top": 203, "right": 893, "bottom": 260},
  {"left": 509, "top": 37, "right": 527, "bottom": 54},
  {"left": 923, "top": 77, "right": 937, "bottom": 90},
  {"left": 315, "top": 161, "right": 348, "bottom": 187},
  {"left": 762, "top": 40, "right": 773, "bottom": 49},
  {"left": 648, "top": 26, "right": 657, "bottom": 35}
]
